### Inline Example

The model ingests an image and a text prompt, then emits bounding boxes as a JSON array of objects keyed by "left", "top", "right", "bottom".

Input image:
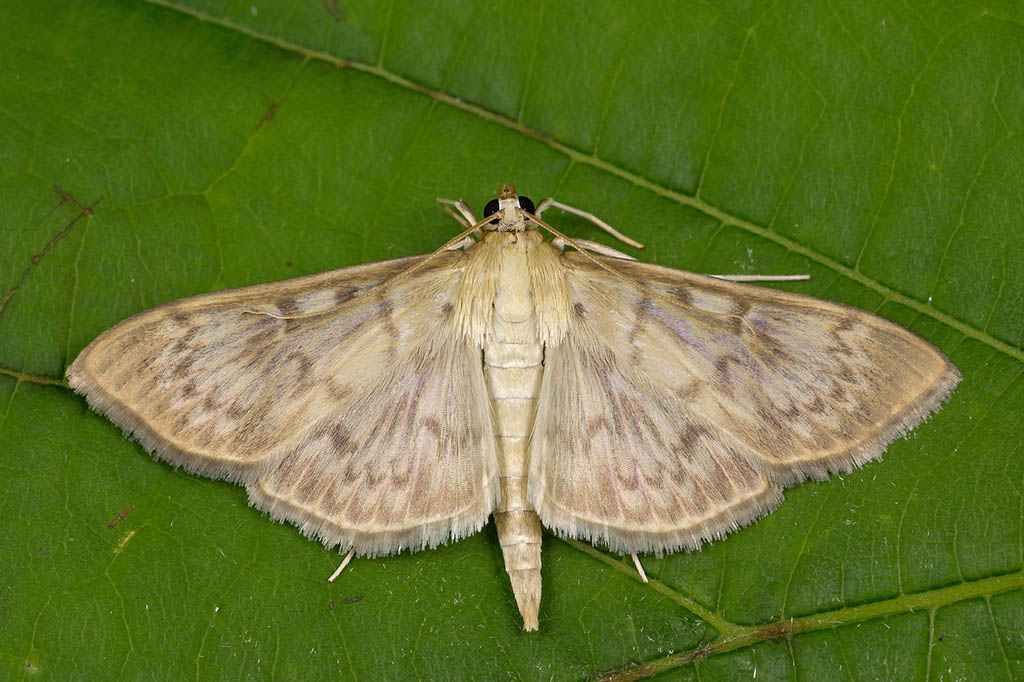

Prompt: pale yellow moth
[{"left": 67, "top": 185, "right": 960, "bottom": 631}]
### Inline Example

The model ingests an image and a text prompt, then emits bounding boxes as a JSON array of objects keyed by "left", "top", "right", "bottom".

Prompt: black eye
[
  {"left": 517, "top": 196, "right": 535, "bottom": 214},
  {"left": 483, "top": 198, "right": 500, "bottom": 224}
]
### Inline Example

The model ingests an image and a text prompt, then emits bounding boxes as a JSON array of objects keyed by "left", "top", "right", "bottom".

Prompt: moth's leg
[
  {"left": 437, "top": 197, "right": 479, "bottom": 230},
  {"left": 631, "top": 553, "right": 649, "bottom": 583},
  {"left": 708, "top": 274, "right": 810, "bottom": 282},
  {"left": 535, "top": 197, "right": 644, "bottom": 249},
  {"left": 553, "top": 236, "right": 638, "bottom": 260},
  {"left": 444, "top": 235, "right": 478, "bottom": 251},
  {"left": 327, "top": 547, "right": 356, "bottom": 583}
]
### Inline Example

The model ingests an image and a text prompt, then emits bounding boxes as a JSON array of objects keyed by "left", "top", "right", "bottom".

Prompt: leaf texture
[{"left": 0, "top": 0, "right": 1021, "bottom": 679}]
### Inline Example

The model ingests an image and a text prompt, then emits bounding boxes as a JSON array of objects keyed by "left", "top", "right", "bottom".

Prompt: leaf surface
[{"left": 1, "top": 1, "right": 1022, "bottom": 679}]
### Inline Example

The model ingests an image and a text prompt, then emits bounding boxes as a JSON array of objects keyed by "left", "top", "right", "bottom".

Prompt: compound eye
[
  {"left": 483, "top": 198, "right": 500, "bottom": 224},
  {"left": 517, "top": 196, "right": 535, "bottom": 214}
]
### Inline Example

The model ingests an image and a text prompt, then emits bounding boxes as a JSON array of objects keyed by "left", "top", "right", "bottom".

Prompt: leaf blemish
[
  {"left": 106, "top": 504, "right": 135, "bottom": 529},
  {"left": 113, "top": 529, "right": 136, "bottom": 555}
]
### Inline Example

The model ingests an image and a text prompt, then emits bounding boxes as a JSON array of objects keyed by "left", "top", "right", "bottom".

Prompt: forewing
[
  {"left": 529, "top": 254, "right": 960, "bottom": 553},
  {"left": 68, "top": 252, "right": 500, "bottom": 554}
]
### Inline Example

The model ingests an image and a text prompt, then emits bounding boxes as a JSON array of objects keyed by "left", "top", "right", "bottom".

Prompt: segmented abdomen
[{"left": 484, "top": 340, "right": 543, "bottom": 631}]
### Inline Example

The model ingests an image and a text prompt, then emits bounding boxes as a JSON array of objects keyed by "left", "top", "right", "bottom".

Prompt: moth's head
[{"left": 482, "top": 183, "right": 536, "bottom": 233}]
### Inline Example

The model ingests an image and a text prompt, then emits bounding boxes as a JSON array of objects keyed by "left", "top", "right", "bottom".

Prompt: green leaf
[{"left": 2, "top": 0, "right": 1021, "bottom": 679}]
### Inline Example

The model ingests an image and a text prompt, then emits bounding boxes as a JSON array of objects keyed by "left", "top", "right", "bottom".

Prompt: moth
[{"left": 67, "top": 184, "right": 961, "bottom": 631}]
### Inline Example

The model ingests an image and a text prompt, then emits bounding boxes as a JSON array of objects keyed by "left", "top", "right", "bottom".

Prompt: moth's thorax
[{"left": 455, "top": 230, "right": 571, "bottom": 347}]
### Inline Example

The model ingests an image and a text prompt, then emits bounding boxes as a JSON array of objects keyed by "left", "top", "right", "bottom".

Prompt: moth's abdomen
[
  {"left": 469, "top": 231, "right": 556, "bottom": 630},
  {"left": 484, "top": 340, "right": 543, "bottom": 631}
]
